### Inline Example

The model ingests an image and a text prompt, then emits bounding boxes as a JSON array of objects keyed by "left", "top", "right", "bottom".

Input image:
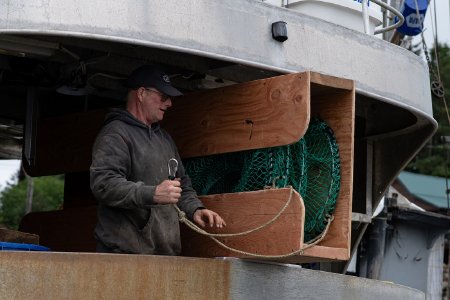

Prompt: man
[{"left": 90, "top": 65, "right": 226, "bottom": 254}]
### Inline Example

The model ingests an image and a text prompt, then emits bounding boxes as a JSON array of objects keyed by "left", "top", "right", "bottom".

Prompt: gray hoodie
[{"left": 90, "top": 108, "right": 203, "bottom": 254}]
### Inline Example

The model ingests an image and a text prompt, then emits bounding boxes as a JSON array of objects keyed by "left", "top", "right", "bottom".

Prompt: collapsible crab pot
[
  {"left": 184, "top": 116, "right": 341, "bottom": 243},
  {"left": 163, "top": 71, "right": 355, "bottom": 263}
]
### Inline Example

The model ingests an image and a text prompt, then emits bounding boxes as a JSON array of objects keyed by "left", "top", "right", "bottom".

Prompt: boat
[{"left": 0, "top": 0, "right": 437, "bottom": 298}]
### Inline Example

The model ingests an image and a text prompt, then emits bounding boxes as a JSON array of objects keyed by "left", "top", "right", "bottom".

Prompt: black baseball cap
[{"left": 125, "top": 65, "right": 183, "bottom": 97}]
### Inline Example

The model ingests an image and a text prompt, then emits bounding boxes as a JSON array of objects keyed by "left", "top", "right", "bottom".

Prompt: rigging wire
[
  {"left": 431, "top": 0, "right": 441, "bottom": 79},
  {"left": 415, "top": 0, "right": 449, "bottom": 123}
]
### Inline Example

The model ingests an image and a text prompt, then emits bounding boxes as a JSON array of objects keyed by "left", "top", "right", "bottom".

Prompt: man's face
[{"left": 139, "top": 88, "right": 172, "bottom": 124}]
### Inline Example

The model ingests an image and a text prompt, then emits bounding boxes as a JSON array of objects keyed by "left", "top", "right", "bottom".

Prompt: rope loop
[{"left": 175, "top": 186, "right": 335, "bottom": 259}]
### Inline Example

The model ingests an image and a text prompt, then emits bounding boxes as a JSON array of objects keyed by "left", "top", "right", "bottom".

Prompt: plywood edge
[
  {"left": 310, "top": 72, "right": 354, "bottom": 91},
  {"left": 271, "top": 246, "right": 349, "bottom": 264},
  {"left": 236, "top": 246, "right": 349, "bottom": 264},
  {"left": 303, "top": 244, "right": 349, "bottom": 259}
]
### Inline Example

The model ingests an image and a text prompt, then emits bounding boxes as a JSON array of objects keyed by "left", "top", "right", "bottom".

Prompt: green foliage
[
  {"left": 405, "top": 43, "right": 450, "bottom": 177},
  {"left": 0, "top": 175, "right": 64, "bottom": 229}
]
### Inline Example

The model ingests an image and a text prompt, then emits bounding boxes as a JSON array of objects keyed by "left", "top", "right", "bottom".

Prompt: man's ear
[{"left": 137, "top": 87, "right": 145, "bottom": 102}]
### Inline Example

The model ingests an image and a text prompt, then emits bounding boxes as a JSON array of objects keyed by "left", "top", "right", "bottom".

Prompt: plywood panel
[
  {"left": 19, "top": 206, "right": 98, "bottom": 252},
  {"left": 163, "top": 72, "right": 310, "bottom": 158},
  {"left": 0, "top": 228, "right": 39, "bottom": 244},
  {"left": 181, "top": 188, "right": 305, "bottom": 258},
  {"left": 23, "top": 110, "right": 107, "bottom": 177}
]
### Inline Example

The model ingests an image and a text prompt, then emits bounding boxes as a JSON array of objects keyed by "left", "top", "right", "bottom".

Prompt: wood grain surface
[
  {"left": 181, "top": 188, "right": 305, "bottom": 258},
  {"left": 163, "top": 72, "right": 310, "bottom": 158}
]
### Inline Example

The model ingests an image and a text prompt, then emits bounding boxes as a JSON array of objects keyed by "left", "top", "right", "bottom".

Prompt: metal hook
[{"left": 168, "top": 158, "right": 178, "bottom": 180}]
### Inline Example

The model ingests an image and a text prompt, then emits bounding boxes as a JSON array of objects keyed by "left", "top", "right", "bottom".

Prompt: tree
[
  {"left": 406, "top": 43, "right": 450, "bottom": 177},
  {"left": 0, "top": 174, "right": 64, "bottom": 229}
]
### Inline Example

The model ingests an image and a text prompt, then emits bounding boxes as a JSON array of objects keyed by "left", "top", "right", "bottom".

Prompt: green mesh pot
[{"left": 184, "top": 117, "right": 341, "bottom": 242}]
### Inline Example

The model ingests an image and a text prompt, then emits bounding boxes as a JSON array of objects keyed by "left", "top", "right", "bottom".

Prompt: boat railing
[
  {"left": 262, "top": 0, "right": 404, "bottom": 36},
  {"left": 362, "top": 0, "right": 404, "bottom": 34}
]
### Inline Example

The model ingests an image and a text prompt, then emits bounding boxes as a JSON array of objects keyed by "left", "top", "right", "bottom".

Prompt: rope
[
  {"left": 175, "top": 185, "right": 295, "bottom": 238},
  {"left": 174, "top": 186, "right": 335, "bottom": 259}
]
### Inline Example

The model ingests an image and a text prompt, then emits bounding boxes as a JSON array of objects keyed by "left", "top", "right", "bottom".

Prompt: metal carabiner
[{"left": 168, "top": 158, "right": 178, "bottom": 180}]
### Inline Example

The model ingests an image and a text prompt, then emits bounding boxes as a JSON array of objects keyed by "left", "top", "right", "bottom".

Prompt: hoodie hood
[{"left": 104, "top": 108, "right": 160, "bottom": 131}]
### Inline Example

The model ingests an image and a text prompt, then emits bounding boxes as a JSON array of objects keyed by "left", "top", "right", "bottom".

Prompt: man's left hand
[{"left": 193, "top": 209, "right": 226, "bottom": 229}]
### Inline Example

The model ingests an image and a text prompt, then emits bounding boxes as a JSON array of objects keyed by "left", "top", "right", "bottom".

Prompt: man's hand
[
  {"left": 154, "top": 179, "right": 182, "bottom": 204},
  {"left": 193, "top": 209, "right": 226, "bottom": 229}
]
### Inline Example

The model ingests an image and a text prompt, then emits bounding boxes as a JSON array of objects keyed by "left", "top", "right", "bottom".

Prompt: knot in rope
[{"left": 175, "top": 206, "right": 187, "bottom": 223}]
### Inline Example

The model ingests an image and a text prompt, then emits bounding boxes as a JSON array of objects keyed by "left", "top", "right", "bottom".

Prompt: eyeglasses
[{"left": 144, "top": 88, "right": 171, "bottom": 102}]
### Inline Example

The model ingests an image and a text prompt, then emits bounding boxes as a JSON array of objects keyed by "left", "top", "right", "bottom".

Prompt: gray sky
[
  {"left": 0, "top": 160, "right": 19, "bottom": 192},
  {"left": 419, "top": 0, "right": 450, "bottom": 47}
]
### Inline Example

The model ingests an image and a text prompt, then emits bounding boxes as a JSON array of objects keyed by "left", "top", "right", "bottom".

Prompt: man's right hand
[{"left": 154, "top": 179, "right": 182, "bottom": 204}]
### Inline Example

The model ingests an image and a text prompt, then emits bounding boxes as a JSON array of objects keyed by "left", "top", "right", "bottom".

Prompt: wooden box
[{"left": 165, "top": 72, "right": 355, "bottom": 263}]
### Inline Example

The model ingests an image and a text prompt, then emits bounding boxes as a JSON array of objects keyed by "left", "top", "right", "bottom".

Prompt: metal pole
[
  {"left": 382, "top": 0, "right": 388, "bottom": 40},
  {"left": 447, "top": 234, "right": 450, "bottom": 300},
  {"left": 372, "top": 0, "right": 405, "bottom": 34},
  {"left": 446, "top": 145, "right": 449, "bottom": 211},
  {"left": 366, "top": 195, "right": 389, "bottom": 279},
  {"left": 362, "top": 0, "right": 371, "bottom": 34},
  {"left": 25, "top": 173, "right": 34, "bottom": 214}
]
